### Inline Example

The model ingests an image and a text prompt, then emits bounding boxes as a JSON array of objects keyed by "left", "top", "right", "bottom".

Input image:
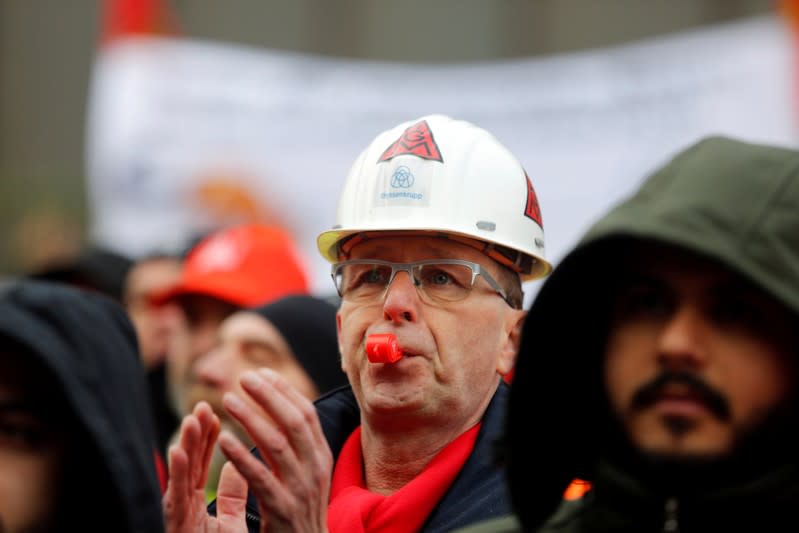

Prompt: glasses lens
[
  {"left": 334, "top": 260, "right": 492, "bottom": 304},
  {"left": 336, "top": 262, "right": 393, "bottom": 300},
  {"left": 414, "top": 262, "right": 474, "bottom": 302}
]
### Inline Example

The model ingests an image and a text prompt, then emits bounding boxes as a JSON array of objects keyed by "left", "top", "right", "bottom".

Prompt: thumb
[{"left": 215, "top": 461, "right": 249, "bottom": 529}]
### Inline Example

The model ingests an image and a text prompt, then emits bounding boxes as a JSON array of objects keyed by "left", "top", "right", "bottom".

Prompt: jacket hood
[
  {"left": 0, "top": 280, "right": 164, "bottom": 533},
  {"left": 506, "top": 136, "right": 799, "bottom": 530}
]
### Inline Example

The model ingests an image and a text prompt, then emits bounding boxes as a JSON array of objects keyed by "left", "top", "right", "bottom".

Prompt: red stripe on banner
[{"left": 100, "top": 0, "right": 178, "bottom": 44}]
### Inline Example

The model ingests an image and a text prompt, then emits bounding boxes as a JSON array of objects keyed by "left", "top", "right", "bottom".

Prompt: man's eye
[
  {"left": 243, "top": 344, "right": 280, "bottom": 366},
  {"left": 711, "top": 298, "right": 761, "bottom": 327},
  {"left": 349, "top": 267, "right": 388, "bottom": 289},
  {"left": 614, "top": 285, "right": 671, "bottom": 319},
  {"left": 425, "top": 269, "right": 453, "bottom": 286},
  {"left": 364, "top": 269, "right": 387, "bottom": 284}
]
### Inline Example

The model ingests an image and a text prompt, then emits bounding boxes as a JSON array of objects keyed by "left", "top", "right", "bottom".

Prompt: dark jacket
[
  {"left": 0, "top": 280, "right": 165, "bottom": 533},
  {"left": 460, "top": 136, "right": 799, "bottom": 532},
  {"left": 212, "top": 381, "right": 512, "bottom": 532}
]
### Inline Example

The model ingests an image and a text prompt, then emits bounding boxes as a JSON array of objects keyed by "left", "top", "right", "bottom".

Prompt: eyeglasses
[{"left": 331, "top": 258, "right": 512, "bottom": 307}]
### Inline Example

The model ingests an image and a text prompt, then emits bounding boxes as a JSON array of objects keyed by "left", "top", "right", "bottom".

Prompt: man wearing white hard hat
[{"left": 164, "top": 114, "right": 551, "bottom": 533}]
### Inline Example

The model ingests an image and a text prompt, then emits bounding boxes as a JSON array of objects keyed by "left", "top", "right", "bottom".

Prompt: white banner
[{"left": 86, "top": 14, "right": 799, "bottom": 302}]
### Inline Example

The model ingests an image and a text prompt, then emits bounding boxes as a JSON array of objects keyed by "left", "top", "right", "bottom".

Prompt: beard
[
  {"left": 604, "top": 393, "right": 799, "bottom": 495},
  {"left": 186, "top": 383, "right": 224, "bottom": 414}
]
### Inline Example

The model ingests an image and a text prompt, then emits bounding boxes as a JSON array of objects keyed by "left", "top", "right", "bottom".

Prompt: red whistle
[{"left": 366, "top": 333, "right": 403, "bottom": 363}]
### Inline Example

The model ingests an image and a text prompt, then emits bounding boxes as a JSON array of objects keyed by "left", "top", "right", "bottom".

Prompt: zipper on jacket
[
  {"left": 662, "top": 497, "right": 680, "bottom": 533},
  {"left": 246, "top": 510, "right": 260, "bottom": 528}
]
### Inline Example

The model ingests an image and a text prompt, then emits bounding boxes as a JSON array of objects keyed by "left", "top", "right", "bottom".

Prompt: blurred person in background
[
  {"left": 192, "top": 294, "right": 349, "bottom": 500},
  {"left": 24, "top": 244, "right": 174, "bottom": 492},
  {"left": 123, "top": 252, "right": 185, "bottom": 458},
  {"left": 152, "top": 223, "right": 311, "bottom": 443},
  {"left": 0, "top": 280, "right": 164, "bottom": 533},
  {"left": 28, "top": 244, "right": 133, "bottom": 304}
]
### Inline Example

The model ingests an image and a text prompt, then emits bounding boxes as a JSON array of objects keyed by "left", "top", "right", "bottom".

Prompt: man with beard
[
  {"left": 122, "top": 252, "right": 184, "bottom": 458},
  {"left": 0, "top": 280, "right": 164, "bottom": 533},
  {"left": 152, "top": 223, "right": 311, "bottom": 450},
  {"left": 458, "top": 135, "right": 799, "bottom": 532}
]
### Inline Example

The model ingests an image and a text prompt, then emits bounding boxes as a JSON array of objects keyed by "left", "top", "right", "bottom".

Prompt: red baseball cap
[{"left": 152, "top": 224, "right": 310, "bottom": 307}]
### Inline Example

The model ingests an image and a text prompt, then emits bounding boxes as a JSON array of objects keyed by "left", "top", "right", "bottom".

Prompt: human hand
[
  {"left": 218, "top": 368, "right": 332, "bottom": 533},
  {"left": 163, "top": 401, "right": 249, "bottom": 533}
]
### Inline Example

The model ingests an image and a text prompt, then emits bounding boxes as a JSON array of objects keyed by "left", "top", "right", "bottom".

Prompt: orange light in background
[
  {"left": 563, "top": 478, "right": 592, "bottom": 501},
  {"left": 777, "top": 0, "right": 799, "bottom": 124},
  {"left": 779, "top": 0, "right": 799, "bottom": 28}
]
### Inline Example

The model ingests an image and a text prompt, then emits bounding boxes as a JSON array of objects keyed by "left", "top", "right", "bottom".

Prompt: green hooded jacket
[{"left": 457, "top": 136, "right": 799, "bottom": 532}]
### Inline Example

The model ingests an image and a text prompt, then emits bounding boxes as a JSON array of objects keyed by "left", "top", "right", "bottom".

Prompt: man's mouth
[
  {"left": 364, "top": 333, "right": 425, "bottom": 363},
  {"left": 632, "top": 372, "right": 731, "bottom": 421},
  {"left": 187, "top": 388, "right": 225, "bottom": 416},
  {"left": 650, "top": 386, "right": 714, "bottom": 417}
]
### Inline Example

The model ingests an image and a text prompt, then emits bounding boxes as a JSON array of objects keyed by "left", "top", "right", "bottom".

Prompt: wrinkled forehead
[
  {"left": 220, "top": 311, "right": 290, "bottom": 351},
  {"left": 347, "top": 233, "right": 494, "bottom": 264}
]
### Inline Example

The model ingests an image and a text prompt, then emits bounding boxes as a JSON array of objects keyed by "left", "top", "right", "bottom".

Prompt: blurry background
[{"left": 0, "top": 0, "right": 784, "bottom": 295}]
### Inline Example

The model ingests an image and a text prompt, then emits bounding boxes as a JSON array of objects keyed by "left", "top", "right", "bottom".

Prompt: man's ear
[
  {"left": 498, "top": 309, "right": 526, "bottom": 376},
  {"left": 336, "top": 312, "right": 346, "bottom": 372}
]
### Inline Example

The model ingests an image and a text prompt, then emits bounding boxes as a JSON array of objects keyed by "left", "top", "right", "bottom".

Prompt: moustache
[{"left": 631, "top": 371, "right": 731, "bottom": 421}]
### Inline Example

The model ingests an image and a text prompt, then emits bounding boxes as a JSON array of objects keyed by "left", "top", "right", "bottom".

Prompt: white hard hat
[{"left": 317, "top": 114, "right": 551, "bottom": 281}]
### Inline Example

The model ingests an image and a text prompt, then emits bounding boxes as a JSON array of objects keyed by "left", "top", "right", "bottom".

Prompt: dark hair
[{"left": 28, "top": 246, "right": 133, "bottom": 302}]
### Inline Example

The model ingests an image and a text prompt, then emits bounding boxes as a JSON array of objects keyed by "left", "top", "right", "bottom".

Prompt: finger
[
  {"left": 164, "top": 444, "right": 191, "bottom": 526},
  {"left": 254, "top": 368, "right": 330, "bottom": 462},
  {"left": 231, "top": 372, "right": 333, "bottom": 524},
  {"left": 193, "top": 401, "right": 221, "bottom": 489},
  {"left": 243, "top": 368, "right": 332, "bottom": 481},
  {"left": 222, "top": 390, "right": 297, "bottom": 475},
  {"left": 215, "top": 460, "right": 249, "bottom": 529},
  {"left": 219, "top": 430, "right": 288, "bottom": 516},
  {"left": 252, "top": 369, "right": 334, "bottom": 527},
  {"left": 240, "top": 370, "right": 317, "bottom": 452},
  {"left": 176, "top": 414, "right": 204, "bottom": 490}
]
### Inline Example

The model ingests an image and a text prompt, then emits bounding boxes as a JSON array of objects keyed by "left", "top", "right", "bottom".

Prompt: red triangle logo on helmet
[
  {"left": 524, "top": 171, "right": 543, "bottom": 228},
  {"left": 378, "top": 120, "right": 443, "bottom": 163}
]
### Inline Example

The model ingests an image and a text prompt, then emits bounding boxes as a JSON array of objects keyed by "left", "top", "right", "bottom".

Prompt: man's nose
[
  {"left": 382, "top": 269, "right": 420, "bottom": 323},
  {"left": 657, "top": 304, "right": 709, "bottom": 370},
  {"left": 193, "top": 346, "right": 231, "bottom": 387},
  {"left": 190, "top": 322, "right": 219, "bottom": 360}
]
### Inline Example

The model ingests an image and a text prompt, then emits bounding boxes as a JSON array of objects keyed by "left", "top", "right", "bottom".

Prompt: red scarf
[{"left": 328, "top": 423, "right": 481, "bottom": 533}]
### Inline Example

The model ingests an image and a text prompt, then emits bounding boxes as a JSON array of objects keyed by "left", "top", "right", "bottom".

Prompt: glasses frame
[{"left": 331, "top": 258, "right": 512, "bottom": 307}]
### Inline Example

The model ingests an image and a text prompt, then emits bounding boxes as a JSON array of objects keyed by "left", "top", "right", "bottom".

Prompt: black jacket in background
[{"left": 0, "top": 280, "right": 165, "bottom": 533}]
